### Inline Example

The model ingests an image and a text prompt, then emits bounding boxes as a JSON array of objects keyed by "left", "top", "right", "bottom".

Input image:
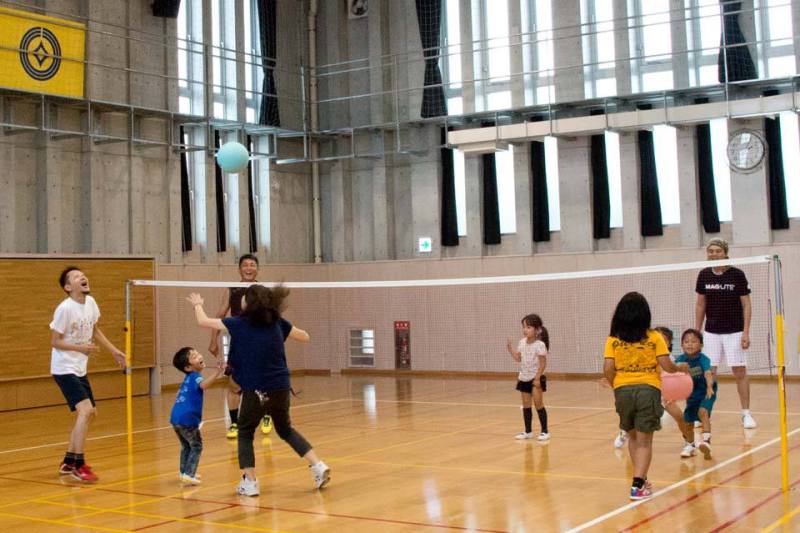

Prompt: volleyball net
[{"left": 131, "top": 255, "right": 778, "bottom": 378}]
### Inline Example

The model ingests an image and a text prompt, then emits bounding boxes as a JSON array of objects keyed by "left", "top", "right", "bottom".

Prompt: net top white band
[{"left": 130, "top": 255, "right": 771, "bottom": 289}]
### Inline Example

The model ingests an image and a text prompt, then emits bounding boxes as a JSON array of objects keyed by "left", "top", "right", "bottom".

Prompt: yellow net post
[
  {"left": 773, "top": 256, "right": 789, "bottom": 493},
  {"left": 124, "top": 281, "right": 133, "bottom": 450}
]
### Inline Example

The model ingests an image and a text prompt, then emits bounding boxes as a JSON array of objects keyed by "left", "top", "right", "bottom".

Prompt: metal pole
[{"left": 772, "top": 255, "right": 789, "bottom": 493}]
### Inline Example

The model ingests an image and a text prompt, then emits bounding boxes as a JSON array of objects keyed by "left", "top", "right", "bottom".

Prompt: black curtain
[
  {"left": 256, "top": 0, "right": 280, "bottom": 126},
  {"left": 718, "top": 1, "right": 757, "bottom": 82},
  {"left": 213, "top": 130, "right": 227, "bottom": 252},
  {"left": 179, "top": 126, "right": 192, "bottom": 252},
  {"left": 695, "top": 123, "right": 721, "bottom": 233},
  {"left": 590, "top": 134, "right": 610, "bottom": 239},
  {"left": 530, "top": 140, "right": 550, "bottom": 242},
  {"left": 765, "top": 117, "right": 789, "bottom": 230},
  {"left": 415, "top": 0, "right": 447, "bottom": 117},
  {"left": 638, "top": 130, "right": 663, "bottom": 237},
  {"left": 440, "top": 128, "right": 458, "bottom": 246},
  {"left": 246, "top": 135, "right": 258, "bottom": 253},
  {"left": 482, "top": 153, "right": 501, "bottom": 245}
]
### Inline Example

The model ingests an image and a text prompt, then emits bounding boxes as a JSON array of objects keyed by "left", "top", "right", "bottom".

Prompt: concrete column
[
  {"left": 794, "top": 0, "right": 800, "bottom": 75},
  {"left": 552, "top": 0, "right": 584, "bottom": 103},
  {"left": 512, "top": 142, "right": 533, "bottom": 255},
  {"left": 556, "top": 137, "right": 593, "bottom": 252},
  {"left": 675, "top": 126, "right": 703, "bottom": 247},
  {"left": 463, "top": 152, "right": 483, "bottom": 256},
  {"left": 329, "top": 159, "right": 353, "bottom": 261},
  {"left": 618, "top": 131, "right": 643, "bottom": 249},
  {"left": 613, "top": 0, "right": 632, "bottom": 96},
  {"left": 728, "top": 118, "right": 771, "bottom": 245},
  {"left": 404, "top": 0, "right": 423, "bottom": 121},
  {"left": 372, "top": 162, "right": 393, "bottom": 259},
  {"left": 670, "top": 0, "right": 690, "bottom": 89},
  {"left": 368, "top": 0, "right": 388, "bottom": 124},
  {"left": 352, "top": 165, "right": 374, "bottom": 261},
  {"left": 348, "top": 6, "right": 370, "bottom": 127},
  {"left": 458, "top": 0, "right": 476, "bottom": 114},
  {"left": 508, "top": 0, "right": 525, "bottom": 108},
  {"left": 409, "top": 126, "right": 441, "bottom": 258}
]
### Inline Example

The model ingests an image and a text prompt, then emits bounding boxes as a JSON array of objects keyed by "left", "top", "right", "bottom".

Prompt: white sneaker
[
  {"left": 614, "top": 430, "right": 629, "bottom": 449},
  {"left": 742, "top": 413, "right": 757, "bottom": 429},
  {"left": 680, "top": 443, "right": 696, "bottom": 458},
  {"left": 237, "top": 475, "right": 259, "bottom": 496},
  {"left": 698, "top": 440, "right": 712, "bottom": 460},
  {"left": 180, "top": 473, "right": 202, "bottom": 485},
  {"left": 515, "top": 432, "right": 534, "bottom": 440},
  {"left": 310, "top": 462, "right": 330, "bottom": 489},
  {"left": 537, "top": 432, "right": 551, "bottom": 442}
]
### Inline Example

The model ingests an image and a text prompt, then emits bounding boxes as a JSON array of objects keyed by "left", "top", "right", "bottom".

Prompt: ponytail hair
[
  {"left": 242, "top": 284, "right": 289, "bottom": 327},
  {"left": 521, "top": 313, "right": 549, "bottom": 350}
]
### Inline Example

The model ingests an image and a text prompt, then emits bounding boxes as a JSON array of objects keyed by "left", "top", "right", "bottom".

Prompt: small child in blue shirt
[
  {"left": 170, "top": 347, "right": 224, "bottom": 484},
  {"left": 675, "top": 329, "right": 717, "bottom": 460}
]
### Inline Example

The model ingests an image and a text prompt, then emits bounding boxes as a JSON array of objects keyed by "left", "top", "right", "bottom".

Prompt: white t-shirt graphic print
[
  {"left": 517, "top": 339, "right": 547, "bottom": 381},
  {"left": 50, "top": 296, "right": 101, "bottom": 376}
]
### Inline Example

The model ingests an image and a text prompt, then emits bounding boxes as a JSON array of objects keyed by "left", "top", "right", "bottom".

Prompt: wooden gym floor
[{"left": 0, "top": 374, "right": 797, "bottom": 532}]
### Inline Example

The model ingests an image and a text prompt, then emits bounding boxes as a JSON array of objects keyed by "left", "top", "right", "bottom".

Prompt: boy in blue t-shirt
[
  {"left": 675, "top": 329, "right": 717, "bottom": 460},
  {"left": 170, "top": 347, "right": 224, "bottom": 484}
]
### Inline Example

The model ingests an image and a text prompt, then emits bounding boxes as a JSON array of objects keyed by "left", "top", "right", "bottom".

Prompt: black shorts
[
  {"left": 53, "top": 374, "right": 95, "bottom": 411},
  {"left": 516, "top": 375, "right": 547, "bottom": 393}
]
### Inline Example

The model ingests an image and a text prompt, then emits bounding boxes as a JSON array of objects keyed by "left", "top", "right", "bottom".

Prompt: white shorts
[{"left": 703, "top": 331, "right": 748, "bottom": 367}]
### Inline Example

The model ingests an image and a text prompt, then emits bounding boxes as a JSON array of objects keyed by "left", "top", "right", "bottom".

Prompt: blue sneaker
[{"left": 630, "top": 485, "right": 652, "bottom": 501}]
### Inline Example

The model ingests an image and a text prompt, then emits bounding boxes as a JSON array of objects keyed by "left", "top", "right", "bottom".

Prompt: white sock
[
  {"left": 702, "top": 432, "right": 711, "bottom": 442},
  {"left": 742, "top": 409, "right": 751, "bottom": 416}
]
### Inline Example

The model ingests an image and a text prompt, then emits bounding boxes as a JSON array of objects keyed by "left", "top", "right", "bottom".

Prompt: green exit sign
[{"left": 418, "top": 237, "right": 432, "bottom": 253}]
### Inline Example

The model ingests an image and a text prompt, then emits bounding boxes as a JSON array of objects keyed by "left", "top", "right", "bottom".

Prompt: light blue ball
[{"left": 216, "top": 142, "right": 250, "bottom": 173}]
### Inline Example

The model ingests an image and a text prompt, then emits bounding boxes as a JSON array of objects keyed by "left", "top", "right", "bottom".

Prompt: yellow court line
[
  {"left": 0, "top": 510, "right": 130, "bottom": 533},
  {"left": 338, "top": 457, "right": 778, "bottom": 490},
  {"left": 762, "top": 504, "right": 800, "bottom": 532},
  {"left": 28, "top": 499, "right": 291, "bottom": 533}
]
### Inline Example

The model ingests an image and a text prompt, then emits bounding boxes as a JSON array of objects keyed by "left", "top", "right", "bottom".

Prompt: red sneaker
[
  {"left": 71, "top": 464, "right": 98, "bottom": 482},
  {"left": 59, "top": 463, "right": 74, "bottom": 475}
]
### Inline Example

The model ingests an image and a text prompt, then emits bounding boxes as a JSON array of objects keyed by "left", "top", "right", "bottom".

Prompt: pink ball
[{"left": 661, "top": 372, "right": 693, "bottom": 402}]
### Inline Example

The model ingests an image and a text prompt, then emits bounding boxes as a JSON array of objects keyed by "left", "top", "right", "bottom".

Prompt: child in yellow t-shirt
[{"left": 604, "top": 292, "right": 688, "bottom": 501}]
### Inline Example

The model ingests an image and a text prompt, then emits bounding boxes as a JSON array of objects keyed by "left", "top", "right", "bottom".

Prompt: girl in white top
[{"left": 506, "top": 313, "right": 550, "bottom": 441}]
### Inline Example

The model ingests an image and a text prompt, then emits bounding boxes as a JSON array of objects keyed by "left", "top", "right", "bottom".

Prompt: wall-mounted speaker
[
  {"left": 152, "top": 0, "right": 181, "bottom": 18},
  {"left": 347, "top": 0, "right": 368, "bottom": 19}
]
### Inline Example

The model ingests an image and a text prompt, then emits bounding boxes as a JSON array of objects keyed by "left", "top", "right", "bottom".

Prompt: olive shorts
[{"left": 614, "top": 384, "right": 664, "bottom": 433}]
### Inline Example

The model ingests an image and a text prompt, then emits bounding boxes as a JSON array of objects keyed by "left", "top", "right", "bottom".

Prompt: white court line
[
  {"left": 0, "top": 398, "right": 347, "bottom": 456},
  {"left": 565, "top": 427, "right": 800, "bottom": 532},
  {"left": 372, "top": 399, "right": 793, "bottom": 416}
]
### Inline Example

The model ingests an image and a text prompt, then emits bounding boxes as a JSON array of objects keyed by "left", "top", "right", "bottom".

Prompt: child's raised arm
[{"left": 506, "top": 339, "right": 521, "bottom": 362}]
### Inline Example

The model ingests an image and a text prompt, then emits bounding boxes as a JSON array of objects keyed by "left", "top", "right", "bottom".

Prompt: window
[
  {"left": 252, "top": 136, "right": 271, "bottom": 250},
  {"left": 709, "top": 119, "right": 732, "bottom": 222},
  {"left": 521, "top": 0, "right": 555, "bottom": 105},
  {"left": 755, "top": 0, "right": 796, "bottom": 78},
  {"left": 686, "top": 0, "right": 724, "bottom": 87},
  {"left": 177, "top": 0, "right": 205, "bottom": 115},
  {"left": 653, "top": 125, "right": 680, "bottom": 224},
  {"left": 186, "top": 127, "right": 207, "bottom": 249},
  {"left": 779, "top": 112, "right": 800, "bottom": 218},
  {"left": 454, "top": 149, "right": 467, "bottom": 236},
  {"left": 211, "top": 0, "right": 238, "bottom": 120},
  {"left": 582, "top": 0, "right": 617, "bottom": 98},
  {"left": 496, "top": 146, "right": 516, "bottom": 234},
  {"left": 349, "top": 329, "right": 375, "bottom": 367},
  {"left": 630, "top": 0, "right": 674, "bottom": 92},
  {"left": 544, "top": 136, "right": 561, "bottom": 231},
  {"left": 243, "top": 0, "right": 264, "bottom": 124},
  {"left": 605, "top": 131, "right": 623, "bottom": 228},
  {"left": 442, "top": 0, "right": 463, "bottom": 115},
  {"left": 472, "top": 0, "right": 512, "bottom": 111}
]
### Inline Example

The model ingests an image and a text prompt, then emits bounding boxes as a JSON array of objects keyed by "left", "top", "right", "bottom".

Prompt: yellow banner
[{"left": 0, "top": 7, "right": 85, "bottom": 99}]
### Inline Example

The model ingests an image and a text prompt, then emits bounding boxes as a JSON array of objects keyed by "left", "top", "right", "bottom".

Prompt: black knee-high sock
[
  {"left": 229, "top": 409, "right": 239, "bottom": 424},
  {"left": 522, "top": 407, "right": 532, "bottom": 433},
  {"left": 537, "top": 407, "right": 548, "bottom": 434}
]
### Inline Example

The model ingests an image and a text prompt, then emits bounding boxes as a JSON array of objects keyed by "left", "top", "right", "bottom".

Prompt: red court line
[
  {"left": 620, "top": 443, "right": 800, "bottom": 531},
  {"left": 708, "top": 478, "right": 800, "bottom": 532},
  {"left": 0, "top": 475, "right": 509, "bottom": 532}
]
